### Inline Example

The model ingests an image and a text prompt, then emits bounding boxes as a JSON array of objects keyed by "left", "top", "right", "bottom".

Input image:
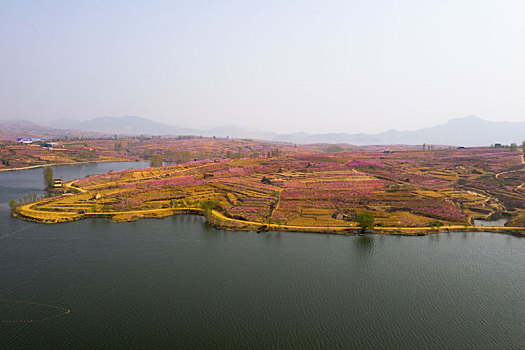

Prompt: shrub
[
  {"left": 201, "top": 200, "right": 216, "bottom": 212},
  {"left": 428, "top": 221, "right": 443, "bottom": 228}
]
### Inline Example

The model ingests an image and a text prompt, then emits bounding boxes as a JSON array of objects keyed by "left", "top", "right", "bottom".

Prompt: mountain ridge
[
  {"left": 274, "top": 116, "right": 525, "bottom": 146},
  {"left": 2, "top": 115, "right": 524, "bottom": 146}
]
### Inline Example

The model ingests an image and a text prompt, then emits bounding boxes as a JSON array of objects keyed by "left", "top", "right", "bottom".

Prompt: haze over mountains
[
  {"left": 1, "top": 116, "right": 524, "bottom": 146},
  {"left": 47, "top": 116, "right": 197, "bottom": 136},
  {"left": 274, "top": 116, "right": 525, "bottom": 146}
]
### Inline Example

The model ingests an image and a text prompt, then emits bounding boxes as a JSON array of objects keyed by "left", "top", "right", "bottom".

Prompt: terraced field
[{"left": 11, "top": 145, "right": 525, "bottom": 235}]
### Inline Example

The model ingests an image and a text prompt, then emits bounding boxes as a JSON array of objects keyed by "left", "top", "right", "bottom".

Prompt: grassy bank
[{"left": 12, "top": 204, "right": 525, "bottom": 238}]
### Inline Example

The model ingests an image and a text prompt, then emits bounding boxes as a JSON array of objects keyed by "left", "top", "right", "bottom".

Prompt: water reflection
[
  {"left": 203, "top": 220, "right": 215, "bottom": 232},
  {"left": 262, "top": 231, "right": 283, "bottom": 245},
  {"left": 429, "top": 233, "right": 440, "bottom": 241},
  {"left": 353, "top": 235, "right": 374, "bottom": 259}
]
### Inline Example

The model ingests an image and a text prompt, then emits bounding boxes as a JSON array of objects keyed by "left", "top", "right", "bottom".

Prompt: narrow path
[
  {"left": 494, "top": 154, "right": 525, "bottom": 191},
  {"left": 268, "top": 188, "right": 283, "bottom": 221},
  {"left": 63, "top": 181, "right": 87, "bottom": 193}
]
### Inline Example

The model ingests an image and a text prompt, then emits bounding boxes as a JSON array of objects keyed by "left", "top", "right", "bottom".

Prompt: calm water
[{"left": 1, "top": 162, "right": 524, "bottom": 349}]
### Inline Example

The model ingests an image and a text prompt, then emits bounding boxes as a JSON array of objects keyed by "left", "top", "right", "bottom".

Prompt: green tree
[
  {"left": 510, "top": 143, "right": 517, "bottom": 152},
  {"left": 325, "top": 145, "right": 344, "bottom": 153},
  {"left": 43, "top": 167, "right": 54, "bottom": 189},
  {"left": 200, "top": 200, "right": 216, "bottom": 213},
  {"left": 522, "top": 141, "right": 525, "bottom": 153},
  {"left": 355, "top": 212, "right": 375, "bottom": 232},
  {"left": 149, "top": 155, "right": 163, "bottom": 167},
  {"left": 271, "top": 148, "right": 281, "bottom": 157},
  {"left": 428, "top": 221, "right": 443, "bottom": 228},
  {"left": 9, "top": 199, "right": 16, "bottom": 210}
]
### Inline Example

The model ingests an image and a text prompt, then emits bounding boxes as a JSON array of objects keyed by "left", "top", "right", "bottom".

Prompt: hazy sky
[{"left": 1, "top": 0, "right": 524, "bottom": 133}]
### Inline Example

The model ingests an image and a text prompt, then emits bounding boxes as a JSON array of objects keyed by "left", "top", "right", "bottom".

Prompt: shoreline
[
  {"left": 0, "top": 159, "right": 137, "bottom": 173},
  {"left": 12, "top": 205, "right": 525, "bottom": 238}
]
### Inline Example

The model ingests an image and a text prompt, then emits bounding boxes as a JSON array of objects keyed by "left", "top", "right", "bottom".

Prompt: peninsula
[{"left": 11, "top": 139, "right": 525, "bottom": 237}]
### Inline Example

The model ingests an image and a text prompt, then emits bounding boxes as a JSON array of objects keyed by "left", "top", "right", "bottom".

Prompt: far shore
[{"left": 0, "top": 159, "right": 138, "bottom": 173}]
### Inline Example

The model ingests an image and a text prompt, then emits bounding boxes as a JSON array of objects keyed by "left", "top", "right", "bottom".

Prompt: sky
[{"left": 1, "top": 0, "right": 524, "bottom": 134}]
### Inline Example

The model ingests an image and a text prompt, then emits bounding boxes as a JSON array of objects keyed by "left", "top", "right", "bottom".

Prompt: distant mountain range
[
  {"left": 1, "top": 115, "right": 524, "bottom": 146},
  {"left": 0, "top": 118, "right": 106, "bottom": 139},
  {"left": 274, "top": 116, "right": 525, "bottom": 146},
  {"left": 44, "top": 116, "right": 197, "bottom": 136}
]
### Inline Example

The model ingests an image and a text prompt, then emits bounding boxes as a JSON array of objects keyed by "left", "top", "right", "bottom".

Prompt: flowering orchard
[{"left": 15, "top": 143, "right": 525, "bottom": 228}]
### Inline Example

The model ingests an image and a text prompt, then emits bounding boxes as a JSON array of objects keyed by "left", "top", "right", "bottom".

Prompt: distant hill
[
  {"left": 273, "top": 116, "right": 525, "bottom": 146},
  {"left": 42, "top": 116, "right": 199, "bottom": 136},
  {"left": 40, "top": 116, "right": 279, "bottom": 140},
  {"left": 0, "top": 119, "right": 102, "bottom": 140},
  {"left": 202, "top": 125, "right": 278, "bottom": 141}
]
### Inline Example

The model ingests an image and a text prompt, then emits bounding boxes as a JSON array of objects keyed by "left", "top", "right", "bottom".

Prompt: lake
[{"left": 1, "top": 162, "right": 524, "bottom": 349}]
